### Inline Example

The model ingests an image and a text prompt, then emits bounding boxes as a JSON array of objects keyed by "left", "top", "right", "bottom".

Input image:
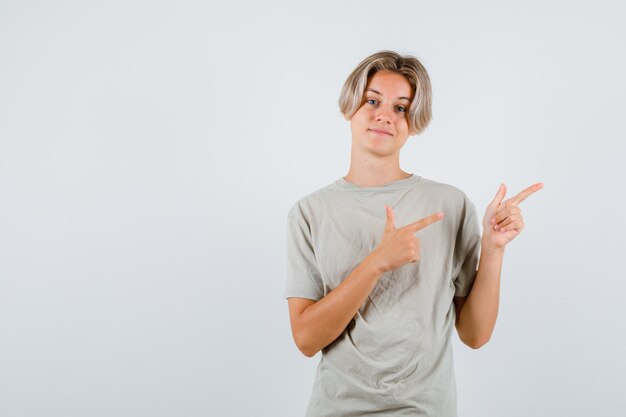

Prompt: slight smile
[{"left": 369, "top": 128, "right": 393, "bottom": 136}]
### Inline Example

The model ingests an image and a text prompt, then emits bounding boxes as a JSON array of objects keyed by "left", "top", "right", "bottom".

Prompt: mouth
[{"left": 369, "top": 128, "right": 393, "bottom": 136}]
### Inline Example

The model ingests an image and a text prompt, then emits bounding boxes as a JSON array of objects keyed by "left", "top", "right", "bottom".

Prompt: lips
[{"left": 369, "top": 128, "right": 393, "bottom": 136}]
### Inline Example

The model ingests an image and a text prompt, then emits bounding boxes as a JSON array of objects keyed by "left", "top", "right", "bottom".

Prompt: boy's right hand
[{"left": 370, "top": 205, "right": 444, "bottom": 273}]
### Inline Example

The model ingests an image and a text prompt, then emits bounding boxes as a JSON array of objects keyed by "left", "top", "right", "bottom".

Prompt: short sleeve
[
  {"left": 284, "top": 202, "right": 324, "bottom": 301},
  {"left": 452, "top": 199, "right": 481, "bottom": 297}
]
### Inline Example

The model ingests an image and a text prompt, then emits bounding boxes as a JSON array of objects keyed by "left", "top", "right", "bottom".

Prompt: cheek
[
  {"left": 353, "top": 108, "right": 373, "bottom": 124},
  {"left": 395, "top": 114, "right": 409, "bottom": 128},
  {"left": 349, "top": 111, "right": 367, "bottom": 130}
]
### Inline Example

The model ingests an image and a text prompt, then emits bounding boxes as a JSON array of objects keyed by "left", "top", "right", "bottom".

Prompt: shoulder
[
  {"left": 415, "top": 176, "right": 478, "bottom": 228},
  {"left": 287, "top": 180, "right": 341, "bottom": 221},
  {"left": 417, "top": 176, "right": 474, "bottom": 206}
]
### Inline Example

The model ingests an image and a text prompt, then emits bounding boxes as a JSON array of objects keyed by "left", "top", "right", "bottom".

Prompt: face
[{"left": 349, "top": 70, "right": 414, "bottom": 158}]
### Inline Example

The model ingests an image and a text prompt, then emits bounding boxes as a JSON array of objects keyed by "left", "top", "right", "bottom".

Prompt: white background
[{"left": 1, "top": 1, "right": 625, "bottom": 416}]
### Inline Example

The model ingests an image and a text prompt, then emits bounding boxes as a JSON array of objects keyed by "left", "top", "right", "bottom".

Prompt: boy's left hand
[{"left": 482, "top": 182, "right": 544, "bottom": 250}]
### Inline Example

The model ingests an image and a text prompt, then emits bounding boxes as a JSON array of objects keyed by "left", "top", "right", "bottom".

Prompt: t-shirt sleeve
[
  {"left": 452, "top": 198, "right": 481, "bottom": 297},
  {"left": 284, "top": 202, "right": 324, "bottom": 301}
]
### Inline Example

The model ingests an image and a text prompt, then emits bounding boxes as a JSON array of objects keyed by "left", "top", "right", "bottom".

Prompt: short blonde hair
[{"left": 338, "top": 50, "right": 432, "bottom": 135}]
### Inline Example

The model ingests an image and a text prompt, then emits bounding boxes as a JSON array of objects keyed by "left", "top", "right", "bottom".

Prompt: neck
[{"left": 344, "top": 148, "right": 410, "bottom": 187}]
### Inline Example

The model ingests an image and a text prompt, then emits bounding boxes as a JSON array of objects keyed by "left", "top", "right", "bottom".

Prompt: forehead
[{"left": 366, "top": 70, "right": 414, "bottom": 99}]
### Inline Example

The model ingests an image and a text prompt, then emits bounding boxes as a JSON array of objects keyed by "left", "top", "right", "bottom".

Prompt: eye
[
  {"left": 366, "top": 98, "right": 378, "bottom": 105},
  {"left": 396, "top": 105, "right": 407, "bottom": 113}
]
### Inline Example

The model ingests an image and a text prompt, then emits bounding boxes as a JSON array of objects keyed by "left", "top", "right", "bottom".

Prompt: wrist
[
  {"left": 481, "top": 237, "right": 506, "bottom": 254},
  {"left": 364, "top": 250, "right": 387, "bottom": 276}
]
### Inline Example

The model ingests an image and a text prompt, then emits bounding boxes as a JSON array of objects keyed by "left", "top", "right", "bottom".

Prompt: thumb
[
  {"left": 490, "top": 183, "right": 507, "bottom": 210},
  {"left": 384, "top": 205, "right": 396, "bottom": 232}
]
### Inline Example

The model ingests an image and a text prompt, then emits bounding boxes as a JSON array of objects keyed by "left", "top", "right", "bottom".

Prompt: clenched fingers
[
  {"left": 493, "top": 206, "right": 521, "bottom": 224},
  {"left": 493, "top": 214, "right": 522, "bottom": 230},
  {"left": 499, "top": 219, "right": 525, "bottom": 232}
]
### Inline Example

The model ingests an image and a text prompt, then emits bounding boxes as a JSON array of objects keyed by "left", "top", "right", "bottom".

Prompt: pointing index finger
[
  {"left": 509, "top": 182, "right": 544, "bottom": 206},
  {"left": 404, "top": 212, "right": 444, "bottom": 232}
]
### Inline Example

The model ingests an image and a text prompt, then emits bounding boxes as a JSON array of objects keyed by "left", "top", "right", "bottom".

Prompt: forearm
[
  {"left": 297, "top": 254, "right": 383, "bottom": 357},
  {"left": 457, "top": 238, "right": 505, "bottom": 348}
]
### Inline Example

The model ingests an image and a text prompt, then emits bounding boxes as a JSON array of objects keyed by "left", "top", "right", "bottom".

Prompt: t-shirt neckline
[{"left": 335, "top": 174, "right": 421, "bottom": 192}]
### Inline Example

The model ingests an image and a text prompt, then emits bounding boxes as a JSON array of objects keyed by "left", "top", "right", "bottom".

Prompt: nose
[{"left": 375, "top": 105, "right": 392, "bottom": 124}]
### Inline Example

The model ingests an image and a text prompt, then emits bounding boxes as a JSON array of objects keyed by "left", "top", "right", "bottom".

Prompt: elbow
[
  {"left": 457, "top": 322, "right": 492, "bottom": 350},
  {"left": 300, "top": 346, "right": 318, "bottom": 358},
  {"left": 464, "top": 335, "right": 491, "bottom": 350},
  {"left": 293, "top": 332, "right": 319, "bottom": 358}
]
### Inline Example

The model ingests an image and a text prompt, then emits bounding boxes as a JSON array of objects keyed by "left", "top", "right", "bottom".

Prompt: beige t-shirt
[{"left": 284, "top": 174, "right": 481, "bottom": 417}]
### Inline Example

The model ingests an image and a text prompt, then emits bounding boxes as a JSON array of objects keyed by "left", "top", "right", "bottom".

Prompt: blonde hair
[{"left": 338, "top": 50, "right": 432, "bottom": 135}]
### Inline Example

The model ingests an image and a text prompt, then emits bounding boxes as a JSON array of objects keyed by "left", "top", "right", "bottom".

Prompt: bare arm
[
  {"left": 455, "top": 182, "right": 543, "bottom": 349},
  {"left": 288, "top": 254, "right": 383, "bottom": 357},
  {"left": 287, "top": 207, "right": 444, "bottom": 357},
  {"left": 454, "top": 241, "right": 504, "bottom": 349}
]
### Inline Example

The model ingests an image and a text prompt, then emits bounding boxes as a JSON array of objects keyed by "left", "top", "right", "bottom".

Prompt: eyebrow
[{"left": 366, "top": 88, "right": 412, "bottom": 101}]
